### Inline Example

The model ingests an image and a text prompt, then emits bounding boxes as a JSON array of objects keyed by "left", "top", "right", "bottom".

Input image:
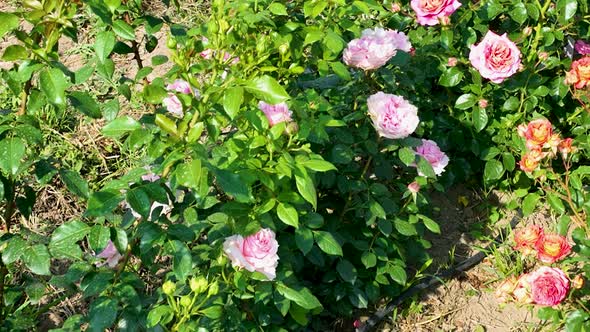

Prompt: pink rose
[
  {"left": 411, "top": 0, "right": 461, "bottom": 26},
  {"left": 162, "top": 95, "right": 183, "bottom": 117},
  {"left": 343, "top": 28, "right": 411, "bottom": 71},
  {"left": 469, "top": 31, "right": 521, "bottom": 83},
  {"left": 223, "top": 228, "right": 280, "bottom": 280},
  {"left": 167, "top": 79, "right": 193, "bottom": 94},
  {"left": 367, "top": 92, "right": 419, "bottom": 139},
  {"left": 527, "top": 266, "right": 570, "bottom": 306},
  {"left": 162, "top": 79, "right": 200, "bottom": 117},
  {"left": 407, "top": 181, "right": 420, "bottom": 193},
  {"left": 414, "top": 139, "right": 449, "bottom": 176},
  {"left": 447, "top": 57, "right": 458, "bottom": 67},
  {"left": 478, "top": 99, "right": 488, "bottom": 108},
  {"left": 96, "top": 240, "right": 123, "bottom": 268},
  {"left": 575, "top": 40, "right": 590, "bottom": 55},
  {"left": 535, "top": 233, "right": 571, "bottom": 264},
  {"left": 258, "top": 101, "right": 292, "bottom": 127}
]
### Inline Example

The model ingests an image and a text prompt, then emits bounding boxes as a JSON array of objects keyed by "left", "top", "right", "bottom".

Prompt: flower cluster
[
  {"left": 496, "top": 267, "right": 570, "bottom": 306},
  {"left": 342, "top": 28, "right": 411, "bottom": 71},
  {"left": 514, "top": 225, "right": 571, "bottom": 263},
  {"left": 517, "top": 119, "right": 575, "bottom": 173},
  {"left": 223, "top": 228, "right": 280, "bottom": 280}
]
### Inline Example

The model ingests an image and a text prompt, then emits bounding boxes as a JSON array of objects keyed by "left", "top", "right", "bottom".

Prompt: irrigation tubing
[{"left": 357, "top": 211, "right": 522, "bottom": 332}]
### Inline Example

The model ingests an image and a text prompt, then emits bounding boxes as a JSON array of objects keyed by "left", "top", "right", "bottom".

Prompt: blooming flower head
[
  {"left": 447, "top": 57, "right": 458, "bottom": 67},
  {"left": 565, "top": 56, "right": 590, "bottom": 89},
  {"left": 519, "top": 149, "right": 544, "bottom": 173},
  {"left": 343, "top": 28, "right": 411, "bottom": 71},
  {"left": 414, "top": 139, "right": 449, "bottom": 176},
  {"left": 162, "top": 79, "right": 200, "bottom": 117},
  {"left": 367, "top": 92, "right": 419, "bottom": 139},
  {"left": 258, "top": 101, "right": 292, "bottom": 127},
  {"left": 469, "top": 31, "right": 521, "bottom": 83},
  {"left": 575, "top": 40, "right": 590, "bottom": 55},
  {"left": 411, "top": 0, "right": 461, "bottom": 26},
  {"left": 535, "top": 233, "right": 571, "bottom": 264},
  {"left": 527, "top": 266, "right": 570, "bottom": 306},
  {"left": 223, "top": 228, "right": 280, "bottom": 280},
  {"left": 558, "top": 138, "right": 574, "bottom": 158},
  {"left": 96, "top": 240, "right": 123, "bottom": 268},
  {"left": 514, "top": 225, "right": 543, "bottom": 256},
  {"left": 520, "top": 119, "right": 553, "bottom": 148}
]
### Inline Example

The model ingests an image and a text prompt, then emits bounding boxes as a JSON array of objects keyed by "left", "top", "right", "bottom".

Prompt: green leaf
[
  {"left": 484, "top": 159, "right": 504, "bottom": 182},
  {"left": 86, "top": 190, "right": 124, "bottom": 217},
  {"left": 336, "top": 259, "right": 357, "bottom": 284},
  {"left": 176, "top": 159, "right": 204, "bottom": 190},
  {"left": 147, "top": 305, "right": 174, "bottom": 328},
  {"left": 88, "top": 297, "right": 117, "bottom": 332},
  {"left": 68, "top": 91, "right": 102, "bottom": 118},
  {"left": 558, "top": 0, "right": 577, "bottom": 25},
  {"left": 417, "top": 157, "right": 436, "bottom": 178},
  {"left": 547, "top": 192, "right": 566, "bottom": 215},
  {"left": 200, "top": 306, "right": 223, "bottom": 319},
  {"left": 0, "top": 13, "right": 19, "bottom": 38},
  {"left": 89, "top": 225, "right": 110, "bottom": 252},
  {"left": 503, "top": 96, "right": 520, "bottom": 111},
  {"left": 223, "top": 86, "right": 244, "bottom": 120},
  {"left": 295, "top": 227, "right": 313, "bottom": 254},
  {"left": 2, "top": 236, "right": 27, "bottom": 264},
  {"left": 2, "top": 45, "right": 28, "bottom": 61},
  {"left": 439, "top": 67, "right": 463, "bottom": 87},
  {"left": 301, "top": 159, "right": 337, "bottom": 172},
  {"left": 40, "top": 68, "right": 70, "bottom": 107},
  {"left": 349, "top": 287, "right": 368, "bottom": 308},
  {"left": 244, "top": 75, "right": 290, "bottom": 104},
  {"left": 277, "top": 202, "right": 299, "bottom": 228},
  {"left": 94, "top": 31, "right": 116, "bottom": 62},
  {"left": 295, "top": 166, "right": 317, "bottom": 210},
  {"left": 455, "top": 94, "right": 477, "bottom": 110},
  {"left": 0, "top": 137, "right": 26, "bottom": 176},
  {"left": 268, "top": 3, "right": 288, "bottom": 15},
  {"left": 126, "top": 187, "right": 150, "bottom": 219},
  {"left": 502, "top": 153, "right": 516, "bottom": 172},
  {"left": 168, "top": 240, "right": 192, "bottom": 283},
  {"left": 361, "top": 251, "right": 376, "bottom": 268},
  {"left": 313, "top": 231, "right": 342, "bottom": 256},
  {"left": 59, "top": 169, "right": 90, "bottom": 199},
  {"left": 509, "top": 3, "right": 528, "bottom": 24},
  {"left": 23, "top": 244, "right": 51, "bottom": 275},
  {"left": 276, "top": 283, "right": 323, "bottom": 310},
  {"left": 419, "top": 214, "right": 441, "bottom": 234},
  {"left": 394, "top": 218, "right": 417, "bottom": 236},
  {"left": 473, "top": 107, "right": 488, "bottom": 132},
  {"left": 49, "top": 221, "right": 90, "bottom": 260},
  {"left": 112, "top": 20, "right": 136, "bottom": 40},
  {"left": 388, "top": 264, "right": 407, "bottom": 285},
  {"left": 565, "top": 310, "right": 587, "bottom": 332},
  {"left": 522, "top": 193, "right": 540, "bottom": 216},
  {"left": 102, "top": 116, "right": 141, "bottom": 137},
  {"left": 370, "top": 200, "right": 386, "bottom": 220},
  {"left": 215, "top": 170, "right": 253, "bottom": 203},
  {"left": 329, "top": 61, "right": 351, "bottom": 81},
  {"left": 398, "top": 147, "right": 416, "bottom": 166}
]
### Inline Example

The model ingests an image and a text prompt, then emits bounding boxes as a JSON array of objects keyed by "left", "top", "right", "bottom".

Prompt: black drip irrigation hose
[{"left": 357, "top": 211, "right": 522, "bottom": 332}]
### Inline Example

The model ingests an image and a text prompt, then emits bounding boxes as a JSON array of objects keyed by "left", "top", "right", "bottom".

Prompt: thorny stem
[
  {"left": 339, "top": 156, "right": 373, "bottom": 221},
  {"left": 527, "top": 0, "right": 553, "bottom": 63},
  {"left": 0, "top": 180, "right": 15, "bottom": 319}
]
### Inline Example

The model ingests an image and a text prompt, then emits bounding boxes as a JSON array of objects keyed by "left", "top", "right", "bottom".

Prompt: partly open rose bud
[
  {"left": 478, "top": 99, "right": 488, "bottom": 108},
  {"left": 535, "top": 233, "right": 571, "bottom": 264},
  {"left": 495, "top": 276, "right": 517, "bottom": 303},
  {"left": 528, "top": 266, "right": 570, "bottom": 306},
  {"left": 391, "top": 3, "right": 401, "bottom": 12},
  {"left": 558, "top": 138, "right": 574, "bottom": 158},
  {"left": 545, "top": 133, "right": 561, "bottom": 156},
  {"left": 447, "top": 57, "right": 458, "bottom": 67},
  {"left": 407, "top": 181, "right": 420, "bottom": 193},
  {"left": 572, "top": 275, "right": 584, "bottom": 289},
  {"left": 513, "top": 274, "right": 533, "bottom": 304},
  {"left": 514, "top": 225, "right": 543, "bottom": 256}
]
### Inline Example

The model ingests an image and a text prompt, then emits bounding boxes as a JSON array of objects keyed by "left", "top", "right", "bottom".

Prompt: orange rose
[
  {"left": 535, "top": 233, "right": 572, "bottom": 264},
  {"left": 514, "top": 225, "right": 543, "bottom": 255},
  {"left": 523, "top": 119, "right": 553, "bottom": 148},
  {"left": 519, "top": 148, "right": 546, "bottom": 173},
  {"left": 558, "top": 138, "right": 574, "bottom": 158},
  {"left": 566, "top": 56, "right": 590, "bottom": 89},
  {"left": 545, "top": 134, "right": 561, "bottom": 155}
]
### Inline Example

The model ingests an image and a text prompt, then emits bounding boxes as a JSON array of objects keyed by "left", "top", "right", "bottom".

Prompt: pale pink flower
[
  {"left": 162, "top": 95, "right": 183, "bottom": 117},
  {"left": 167, "top": 79, "right": 193, "bottom": 94},
  {"left": 478, "top": 99, "right": 488, "bottom": 108},
  {"left": 527, "top": 266, "right": 570, "bottom": 306},
  {"left": 223, "top": 228, "right": 280, "bottom": 280},
  {"left": 469, "top": 31, "right": 521, "bottom": 83},
  {"left": 367, "top": 92, "right": 419, "bottom": 139},
  {"left": 575, "top": 40, "right": 590, "bottom": 55},
  {"left": 407, "top": 181, "right": 420, "bottom": 193},
  {"left": 343, "top": 28, "right": 411, "bottom": 71},
  {"left": 414, "top": 139, "right": 449, "bottom": 176},
  {"left": 391, "top": 3, "right": 401, "bottom": 12},
  {"left": 162, "top": 79, "right": 200, "bottom": 117},
  {"left": 258, "top": 101, "right": 292, "bottom": 127},
  {"left": 96, "top": 240, "right": 123, "bottom": 268},
  {"left": 411, "top": 0, "right": 461, "bottom": 26},
  {"left": 447, "top": 57, "right": 458, "bottom": 67}
]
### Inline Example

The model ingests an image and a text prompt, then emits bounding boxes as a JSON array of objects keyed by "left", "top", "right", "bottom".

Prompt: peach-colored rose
[
  {"left": 258, "top": 101, "right": 292, "bottom": 127},
  {"left": 571, "top": 275, "right": 584, "bottom": 289},
  {"left": 411, "top": 0, "right": 461, "bottom": 26},
  {"left": 513, "top": 274, "right": 533, "bottom": 304},
  {"left": 545, "top": 134, "right": 561, "bottom": 155},
  {"left": 535, "top": 233, "right": 571, "bottom": 264},
  {"left": 414, "top": 139, "right": 449, "bottom": 176},
  {"left": 558, "top": 138, "right": 574, "bottom": 158},
  {"left": 367, "top": 92, "right": 419, "bottom": 139},
  {"left": 521, "top": 119, "right": 553, "bottom": 148},
  {"left": 343, "top": 28, "right": 411, "bottom": 71},
  {"left": 223, "top": 228, "right": 280, "bottom": 280},
  {"left": 565, "top": 56, "right": 590, "bottom": 89},
  {"left": 519, "top": 151, "right": 541, "bottom": 173},
  {"left": 527, "top": 266, "right": 570, "bottom": 306},
  {"left": 495, "top": 276, "right": 517, "bottom": 303},
  {"left": 514, "top": 225, "right": 543, "bottom": 256},
  {"left": 469, "top": 31, "right": 521, "bottom": 83}
]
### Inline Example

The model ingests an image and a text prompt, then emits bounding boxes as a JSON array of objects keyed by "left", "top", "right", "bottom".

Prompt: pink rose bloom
[
  {"left": 167, "top": 79, "right": 193, "bottom": 94},
  {"left": 258, "top": 101, "right": 292, "bottom": 127},
  {"left": 96, "top": 240, "right": 123, "bottom": 268},
  {"left": 343, "top": 28, "right": 411, "bottom": 71},
  {"left": 527, "top": 266, "right": 570, "bottom": 306},
  {"left": 162, "top": 95, "right": 183, "bottom": 117},
  {"left": 162, "top": 79, "right": 200, "bottom": 117},
  {"left": 469, "top": 31, "right": 521, "bottom": 83},
  {"left": 367, "top": 92, "right": 419, "bottom": 139},
  {"left": 575, "top": 40, "right": 590, "bottom": 55},
  {"left": 447, "top": 57, "right": 458, "bottom": 67},
  {"left": 414, "top": 139, "right": 449, "bottom": 176},
  {"left": 223, "top": 228, "right": 280, "bottom": 280},
  {"left": 411, "top": 0, "right": 461, "bottom": 26}
]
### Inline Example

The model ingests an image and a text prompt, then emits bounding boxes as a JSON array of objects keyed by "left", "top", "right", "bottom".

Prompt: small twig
[{"left": 415, "top": 306, "right": 467, "bottom": 325}]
